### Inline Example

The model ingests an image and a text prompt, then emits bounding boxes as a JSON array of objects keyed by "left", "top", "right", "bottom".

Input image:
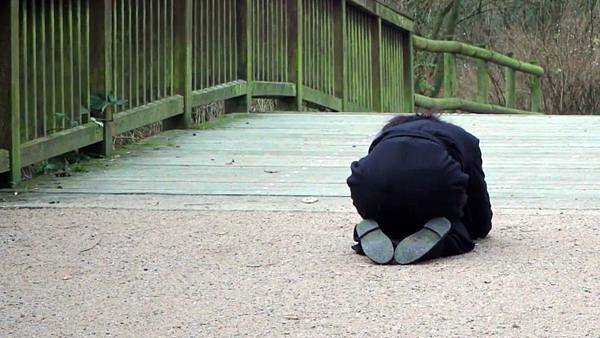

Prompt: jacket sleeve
[{"left": 463, "top": 139, "right": 493, "bottom": 239}]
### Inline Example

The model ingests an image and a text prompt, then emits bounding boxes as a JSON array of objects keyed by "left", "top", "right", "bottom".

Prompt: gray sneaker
[
  {"left": 394, "top": 217, "right": 451, "bottom": 265},
  {"left": 355, "top": 219, "right": 394, "bottom": 265}
]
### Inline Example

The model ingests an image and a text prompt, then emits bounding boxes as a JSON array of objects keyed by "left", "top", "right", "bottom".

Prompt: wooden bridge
[{"left": 0, "top": 0, "right": 545, "bottom": 188}]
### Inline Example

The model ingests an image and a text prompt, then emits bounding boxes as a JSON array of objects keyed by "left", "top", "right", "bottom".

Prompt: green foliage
[{"left": 90, "top": 94, "right": 128, "bottom": 113}]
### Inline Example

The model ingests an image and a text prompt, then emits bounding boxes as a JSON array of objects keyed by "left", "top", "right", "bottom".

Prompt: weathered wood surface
[
  {"left": 0, "top": 149, "right": 9, "bottom": 173},
  {"left": 2, "top": 113, "right": 600, "bottom": 210}
]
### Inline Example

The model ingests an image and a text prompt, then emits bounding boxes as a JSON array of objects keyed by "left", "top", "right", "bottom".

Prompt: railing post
[
  {"left": 476, "top": 45, "right": 489, "bottom": 104},
  {"left": 443, "top": 52, "right": 457, "bottom": 99},
  {"left": 403, "top": 31, "right": 414, "bottom": 113},
  {"left": 530, "top": 61, "right": 542, "bottom": 113},
  {"left": 340, "top": 0, "right": 348, "bottom": 111},
  {"left": 225, "top": 0, "right": 252, "bottom": 113},
  {"left": 372, "top": 17, "right": 383, "bottom": 112},
  {"left": 0, "top": 0, "right": 21, "bottom": 187},
  {"left": 505, "top": 52, "right": 516, "bottom": 109},
  {"left": 88, "top": 0, "right": 113, "bottom": 157},
  {"left": 165, "top": 0, "right": 193, "bottom": 128},
  {"left": 280, "top": 0, "right": 302, "bottom": 111}
]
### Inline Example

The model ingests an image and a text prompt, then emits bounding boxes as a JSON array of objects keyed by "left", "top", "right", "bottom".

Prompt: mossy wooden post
[
  {"left": 280, "top": 0, "right": 302, "bottom": 111},
  {"left": 443, "top": 52, "right": 457, "bottom": 98},
  {"left": 443, "top": 52, "right": 457, "bottom": 113},
  {"left": 225, "top": 0, "right": 252, "bottom": 113},
  {"left": 333, "top": 0, "right": 345, "bottom": 109},
  {"left": 476, "top": 45, "right": 489, "bottom": 104},
  {"left": 0, "top": 0, "right": 21, "bottom": 187},
  {"left": 505, "top": 52, "right": 516, "bottom": 109},
  {"left": 530, "top": 61, "right": 542, "bottom": 113},
  {"left": 165, "top": 0, "right": 193, "bottom": 128},
  {"left": 89, "top": 0, "right": 113, "bottom": 157}
]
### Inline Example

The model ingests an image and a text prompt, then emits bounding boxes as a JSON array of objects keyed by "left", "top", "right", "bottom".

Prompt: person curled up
[{"left": 347, "top": 113, "right": 493, "bottom": 265}]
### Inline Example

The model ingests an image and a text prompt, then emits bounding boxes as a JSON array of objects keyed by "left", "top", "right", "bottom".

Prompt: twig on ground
[{"left": 80, "top": 239, "right": 101, "bottom": 253}]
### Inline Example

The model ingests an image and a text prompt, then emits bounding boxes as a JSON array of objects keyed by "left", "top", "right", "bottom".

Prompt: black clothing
[{"left": 347, "top": 116, "right": 493, "bottom": 260}]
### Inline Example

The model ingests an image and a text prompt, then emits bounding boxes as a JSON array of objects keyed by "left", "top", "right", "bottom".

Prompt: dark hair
[{"left": 381, "top": 111, "right": 442, "bottom": 132}]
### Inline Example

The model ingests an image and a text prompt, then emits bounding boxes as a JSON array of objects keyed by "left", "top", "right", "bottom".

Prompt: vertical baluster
[
  {"left": 58, "top": 0, "right": 65, "bottom": 128},
  {"left": 128, "top": 0, "right": 133, "bottom": 106},
  {"left": 68, "top": 0, "right": 75, "bottom": 123},
  {"left": 22, "top": 1, "right": 29, "bottom": 139},
  {"left": 142, "top": 0, "right": 147, "bottom": 104},
  {"left": 135, "top": 0, "right": 140, "bottom": 106},
  {"left": 40, "top": 0, "right": 47, "bottom": 135},
  {"left": 31, "top": 1, "right": 39, "bottom": 138},
  {"left": 86, "top": 2, "right": 90, "bottom": 113},
  {"left": 49, "top": 0, "right": 56, "bottom": 132},
  {"left": 76, "top": 0, "right": 83, "bottom": 125},
  {"left": 156, "top": 0, "right": 161, "bottom": 99}
]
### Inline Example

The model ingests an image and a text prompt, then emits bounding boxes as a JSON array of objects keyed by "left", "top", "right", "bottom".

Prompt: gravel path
[{"left": 1, "top": 208, "right": 598, "bottom": 337}]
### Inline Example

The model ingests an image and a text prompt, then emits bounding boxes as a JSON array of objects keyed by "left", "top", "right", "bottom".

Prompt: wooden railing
[
  {"left": 0, "top": 0, "right": 415, "bottom": 186},
  {"left": 412, "top": 35, "right": 544, "bottom": 115}
]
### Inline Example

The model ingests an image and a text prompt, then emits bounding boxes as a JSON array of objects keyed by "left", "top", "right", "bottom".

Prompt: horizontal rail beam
[
  {"left": 113, "top": 96, "right": 184, "bottom": 135},
  {"left": 415, "top": 94, "right": 543, "bottom": 115},
  {"left": 21, "top": 123, "right": 103, "bottom": 167},
  {"left": 303, "top": 86, "right": 343, "bottom": 111},
  {"left": 412, "top": 36, "right": 544, "bottom": 76},
  {"left": 191, "top": 81, "right": 248, "bottom": 107},
  {"left": 251, "top": 81, "right": 296, "bottom": 97}
]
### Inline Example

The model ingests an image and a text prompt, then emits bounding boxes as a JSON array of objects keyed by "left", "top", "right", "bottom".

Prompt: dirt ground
[{"left": 1, "top": 207, "right": 599, "bottom": 337}]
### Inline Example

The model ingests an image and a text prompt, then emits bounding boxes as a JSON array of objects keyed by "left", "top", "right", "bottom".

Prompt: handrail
[
  {"left": 412, "top": 35, "right": 544, "bottom": 115},
  {"left": 415, "top": 95, "right": 542, "bottom": 115},
  {"left": 412, "top": 36, "right": 544, "bottom": 76}
]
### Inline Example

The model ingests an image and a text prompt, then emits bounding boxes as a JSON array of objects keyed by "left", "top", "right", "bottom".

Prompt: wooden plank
[
  {"left": 250, "top": 81, "right": 296, "bottom": 97},
  {"left": 21, "top": 123, "right": 103, "bottom": 167},
  {"left": 0, "top": 149, "right": 9, "bottom": 174},
  {"left": 113, "top": 96, "right": 184, "bottom": 135},
  {"left": 191, "top": 81, "right": 249, "bottom": 107},
  {"left": 0, "top": 0, "right": 21, "bottom": 186},
  {"left": 302, "top": 86, "right": 343, "bottom": 111}
]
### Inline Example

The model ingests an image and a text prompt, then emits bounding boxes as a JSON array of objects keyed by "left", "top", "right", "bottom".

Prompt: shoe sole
[
  {"left": 355, "top": 219, "right": 394, "bottom": 265},
  {"left": 394, "top": 217, "right": 451, "bottom": 265}
]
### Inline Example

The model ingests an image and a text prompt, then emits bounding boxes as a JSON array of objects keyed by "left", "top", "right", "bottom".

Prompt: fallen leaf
[{"left": 301, "top": 197, "right": 319, "bottom": 204}]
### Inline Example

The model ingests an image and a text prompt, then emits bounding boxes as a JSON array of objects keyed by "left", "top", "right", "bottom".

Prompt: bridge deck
[
  {"left": 2, "top": 113, "right": 600, "bottom": 336},
  {"left": 3, "top": 112, "right": 600, "bottom": 211}
]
